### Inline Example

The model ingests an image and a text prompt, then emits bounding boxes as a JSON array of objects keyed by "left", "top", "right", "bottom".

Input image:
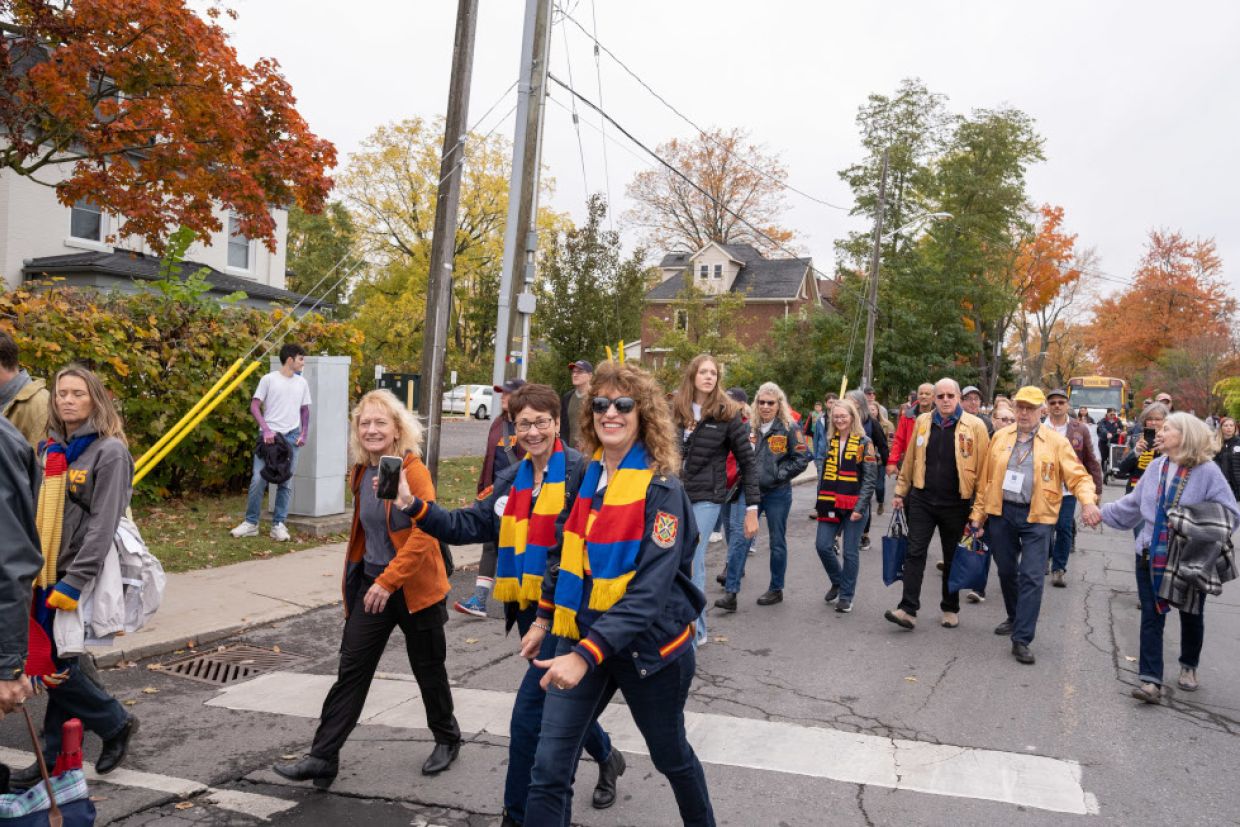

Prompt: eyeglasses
[
  {"left": 1047, "top": 399, "right": 1068, "bottom": 406},
  {"left": 994, "top": 416, "right": 1016, "bottom": 424},
  {"left": 756, "top": 399, "right": 777, "bottom": 407},
  {"left": 935, "top": 393, "right": 957, "bottom": 400},
  {"left": 592, "top": 396, "right": 636, "bottom": 414},
  {"left": 514, "top": 417, "right": 555, "bottom": 433}
]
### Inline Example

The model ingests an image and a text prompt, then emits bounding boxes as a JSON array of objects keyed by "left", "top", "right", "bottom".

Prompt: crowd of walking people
[{"left": 3, "top": 330, "right": 1240, "bottom": 825}]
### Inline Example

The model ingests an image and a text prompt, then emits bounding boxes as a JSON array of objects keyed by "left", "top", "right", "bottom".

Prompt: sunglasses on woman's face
[
  {"left": 756, "top": 399, "right": 777, "bottom": 406},
  {"left": 592, "top": 396, "right": 636, "bottom": 415}
]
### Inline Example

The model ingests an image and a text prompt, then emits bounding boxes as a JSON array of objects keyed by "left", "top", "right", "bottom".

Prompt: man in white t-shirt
[{"left": 230, "top": 344, "right": 313, "bottom": 541}]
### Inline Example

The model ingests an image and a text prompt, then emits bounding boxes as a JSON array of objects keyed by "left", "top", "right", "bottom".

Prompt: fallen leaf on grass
[
  {"left": 174, "top": 802, "right": 194, "bottom": 811},
  {"left": 904, "top": 676, "right": 918, "bottom": 683},
  {"left": 464, "top": 638, "right": 480, "bottom": 645}
]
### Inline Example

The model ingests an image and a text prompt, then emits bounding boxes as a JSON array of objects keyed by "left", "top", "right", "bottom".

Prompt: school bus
[{"left": 1067, "top": 376, "right": 1131, "bottom": 421}]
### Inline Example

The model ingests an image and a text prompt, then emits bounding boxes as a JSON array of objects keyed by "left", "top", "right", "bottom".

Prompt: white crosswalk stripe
[{"left": 206, "top": 670, "right": 1100, "bottom": 815}]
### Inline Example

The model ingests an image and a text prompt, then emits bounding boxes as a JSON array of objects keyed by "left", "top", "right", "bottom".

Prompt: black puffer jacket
[
  {"left": 679, "top": 412, "right": 760, "bottom": 506},
  {"left": 1215, "top": 435, "right": 1240, "bottom": 500}
]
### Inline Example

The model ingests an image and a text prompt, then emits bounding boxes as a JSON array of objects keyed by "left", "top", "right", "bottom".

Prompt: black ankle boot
[
  {"left": 273, "top": 754, "right": 339, "bottom": 789},
  {"left": 592, "top": 748, "right": 626, "bottom": 809},
  {"left": 8, "top": 760, "right": 46, "bottom": 790},
  {"left": 421, "top": 741, "right": 460, "bottom": 775},
  {"left": 96, "top": 715, "right": 139, "bottom": 775}
]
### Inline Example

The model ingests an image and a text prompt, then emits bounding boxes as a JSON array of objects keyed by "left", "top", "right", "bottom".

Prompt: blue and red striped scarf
[
  {"left": 1149, "top": 461, "right": 1190, "bottom": 615},
  {"left": 552, "top": 442, "right": 653, "bottom": 640},
  {"left": 493, "top": 440, "right": 566, "bottom": 608}
]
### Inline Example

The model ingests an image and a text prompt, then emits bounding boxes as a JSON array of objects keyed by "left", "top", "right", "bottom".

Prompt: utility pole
[
  {"left": 860, "top": 148, "right": 889, "bottom": 391},
  {"left": 419, "top": 0, "right": 478, "bottom": 482},
  {"left": 492, "top": 0, "right": 553, "bottom": 385}
]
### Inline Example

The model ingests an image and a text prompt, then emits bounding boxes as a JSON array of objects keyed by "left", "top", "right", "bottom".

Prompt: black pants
[
  {"left": 898, "top": 491, "right": 971, "bottom": 615},
  {"left": 310, "top": 576, "right": 459, "bottom": 759}
]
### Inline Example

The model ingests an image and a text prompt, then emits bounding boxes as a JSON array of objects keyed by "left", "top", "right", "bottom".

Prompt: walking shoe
[
  {"left": 884, "top": 608, "right": 915, "bottom": 629},
  {"left": 935, "top": 560, "right": 945, "bottom": 572},
  {"left": 940, "top": 612, "right": 959, "bottom": 628},
  {"left": 877, "top": 502, "right": 885, "bottom": 515},
  {"left": 808, "top": 511, "right": 818, "bottom": 521},
  {"left": 824, "top": 584, "right": 840, "bottom": 603},
  {"left": 230, "top": 520, "right": 259, "bottom": 538},
  {"left": 714, "top": 592, "right": 738, "bottom": 612},
  {"left": 592, "top": 748, "right": 626, "bottom": 809},
  {"left": 1178, "top": 667, "right": 1199, "bottom": 692},
  {"left": 709, "top": 531, "right": 724, "bottom": 544},
  {"left": 1051, "top": 570, "right": 1066, "bottom": 588},
  {"left": 454, "top": 593, "right": 488, "bottom": 618},
  {"left": 716, "top": 571, "right": 727, "bottom": 586},
  {"left": 96, "top": 715, "right": 139, "bottom": 775},
  {"left": 966, "top": 590, "right": 985, "bottom": 604},
  {"left": 756, "top": 589, "right": 783, "bottom": 606},
  {"left": 8, "top": 761, "right": 46, "bottom": 790},
  {"left": 1131, "top": 682, "right": 1162, "bottom": 704},
  {"left": 860, "top": 535, "right": 871, "bottom": 550},
  {"left": 270, "top": 523, "right": 291, "bottom": 542},
  {"left": 994, "top": 619, "right": 1013, "bottom": 636},
  {"left": 835, "top": 599, "right": 853, "bottom": 613},
  {"left": 273, "top": 754, "right": 339, "bottom": 789},
  {"left": 1011, "top": 642, "right": 1035, "bottom": 664},
  {"left": 421, "top": 742, "right": 460, "bottom": 775}
]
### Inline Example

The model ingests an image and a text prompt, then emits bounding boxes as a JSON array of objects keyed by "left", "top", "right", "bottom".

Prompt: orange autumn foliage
[
  {"left": 0, "top": 0, "right": 335, "bottom": 253},
  {"left": 1015, "top": 205, "right": 1080, "bottom": 311}
]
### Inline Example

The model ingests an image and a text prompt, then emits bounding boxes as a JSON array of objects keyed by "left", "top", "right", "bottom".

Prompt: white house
[{"left": 0, "top": 165, "right": 319, "bottom": 312}]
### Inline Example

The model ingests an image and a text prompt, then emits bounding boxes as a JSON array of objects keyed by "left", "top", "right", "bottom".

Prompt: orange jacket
[{"left": 344, "top": 453, "right": 449, "bottom": 616}]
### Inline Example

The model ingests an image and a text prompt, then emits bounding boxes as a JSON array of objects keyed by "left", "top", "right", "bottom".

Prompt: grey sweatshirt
[
  {"left": 0, "top": 415, "right": 40, "bottom": 676},
  {"left": 48, "top": 425, "right": 134, "bottom": 592}
]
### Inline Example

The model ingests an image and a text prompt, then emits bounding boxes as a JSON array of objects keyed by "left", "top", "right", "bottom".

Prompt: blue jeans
[
  {"left": 690, "top": 500, "right": 721, "bottom": 645},
  {"left": 1050, "top": 494, "right": 1076, "bottom": 573},
  {"left": 1135, "top": 556, "right": 1205, "bottom": 685},
  {"left": 724, "top": 486, "right": 792, "bottom": 594},
  {"left": 989, "top": 502, "right": 1055, "bottom": 646},
  {"left": 245, "top": 428, "right": 301, "bottom": 525},
  {"left": 526, "top": 641, "right": 713, "bottom": 827},
  {"left": 815, "top": 515, "right": 865, "bottom": 601},
  {"left": 41, "top": 657, "right": 129, "bottom": 762},
  {"left": 506, "top": 610, "right": 610, "bottom": 824}
]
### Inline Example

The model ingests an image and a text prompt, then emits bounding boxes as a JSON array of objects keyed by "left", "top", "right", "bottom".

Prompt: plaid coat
[{"left": 1160, "top": 501, "right": 1239, "bottom": 614}]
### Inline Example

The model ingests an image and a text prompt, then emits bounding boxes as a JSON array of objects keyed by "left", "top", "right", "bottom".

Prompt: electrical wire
[
  {"left": 587, "top": 0, "right": 614, "bottom": 231},
  {"left": 556, "top": 14, "right": 591, "bottom": 202}
]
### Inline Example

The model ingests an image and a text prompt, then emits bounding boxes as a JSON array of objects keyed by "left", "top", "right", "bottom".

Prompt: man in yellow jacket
[
  {"left": 971, "top": 386, "right": 1101, "bottom": 665},
  {"left": 885, "top": 377, "right": 990, "bottom": 630}
]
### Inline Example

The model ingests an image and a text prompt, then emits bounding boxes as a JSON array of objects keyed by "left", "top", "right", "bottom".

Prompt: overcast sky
[{"left": 222, "top": 0, "right": 1240, "bottom": 296}]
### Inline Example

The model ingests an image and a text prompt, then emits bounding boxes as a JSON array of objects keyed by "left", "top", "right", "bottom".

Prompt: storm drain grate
[{"left": 159, "top": 643, "right": 307, "bottom": 686}]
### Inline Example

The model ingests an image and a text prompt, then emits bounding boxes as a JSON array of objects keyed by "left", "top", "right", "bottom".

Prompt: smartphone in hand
[
  {"left": 1143, "top": 428, "right": 1156, "bottom": 448},
  {"left": 377, "top": 455, "right": 402, "bottom": 499}
]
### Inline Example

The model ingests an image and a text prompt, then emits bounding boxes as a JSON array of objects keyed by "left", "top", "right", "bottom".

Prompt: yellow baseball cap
[{"left": 1013, "top": 386, "right": 1046, "bottom": 406}]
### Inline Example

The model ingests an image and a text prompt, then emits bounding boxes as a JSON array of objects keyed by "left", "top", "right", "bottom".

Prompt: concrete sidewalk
[{"left": 93, "top": 541, "right": 485, "bottom": 667}]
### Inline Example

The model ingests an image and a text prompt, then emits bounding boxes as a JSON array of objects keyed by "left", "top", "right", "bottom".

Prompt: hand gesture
[
  {"left": 534, "top": 652, "right": 589, "bottom": 692},
  {"left": 362, "top": 582, "right": 392, "bottom": 614},
  {"left": 520, "top": 624, "right": 548, "bottom": 660},
  {"left": 743, "top": 509, "right": 759, "bottom": 540}
]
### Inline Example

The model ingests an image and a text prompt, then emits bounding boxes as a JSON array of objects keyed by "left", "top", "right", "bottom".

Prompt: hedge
[{"left": 0, "top": 283, "right": 364, "bottom": 497}]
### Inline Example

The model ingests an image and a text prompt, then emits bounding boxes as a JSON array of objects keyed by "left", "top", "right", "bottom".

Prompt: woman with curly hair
[
  {"left": 525, "top": 361, "right": 715, "bottom": 825},
  {"left": 671, "top": 354, "right": 759, "bottom": 646},
  {"left": 274, "top": 389, "right": 459, "bottom": 788}
]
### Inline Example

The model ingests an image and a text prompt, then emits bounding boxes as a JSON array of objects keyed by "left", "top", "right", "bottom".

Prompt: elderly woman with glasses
[{"left": 524, "top": 361, "right": 715, "bottom": 825}]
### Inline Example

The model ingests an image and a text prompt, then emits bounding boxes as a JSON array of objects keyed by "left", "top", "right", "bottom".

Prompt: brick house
[{"left": 640, "top": 242, "right": 831, "bottom": 368}]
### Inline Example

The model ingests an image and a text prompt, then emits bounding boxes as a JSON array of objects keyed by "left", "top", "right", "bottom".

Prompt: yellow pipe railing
[
  {"left": 134, "top": 357, "right": 245, "bottom": 473},
  {"left": 133, "top": 360, "right": 262, "bottom": 486}
]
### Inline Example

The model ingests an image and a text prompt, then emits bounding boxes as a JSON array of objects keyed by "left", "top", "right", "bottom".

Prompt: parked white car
[{"left": 442, "top": 384, "right": 493, "bottom": 419}]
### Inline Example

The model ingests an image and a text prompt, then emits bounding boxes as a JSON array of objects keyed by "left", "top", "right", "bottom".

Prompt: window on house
[
  {"left": 70, "top": 199, "right": 103, "bottom": 241},
  {"left": 699, "top": 264, "right": 708, "bottom": 280},
  {"left": 714, "top": 264, "right": 722, "bottom": 279},
  {"left": 674, "top": 309, "right": 688, "bottom": 332},
  {"left": 227, "top": 213, "right": 251, "bottom": 270}
]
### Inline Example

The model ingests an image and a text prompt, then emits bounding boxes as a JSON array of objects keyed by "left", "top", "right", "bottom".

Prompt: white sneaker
[
  {"left": 709, "top": 531, "right": 724, "bottom": 544},
  {"left": 230, "top": 521, "right": 259, "bottom": 538},
  {"left": 270, "top": 523, "right": 291, "bottom": 542}
]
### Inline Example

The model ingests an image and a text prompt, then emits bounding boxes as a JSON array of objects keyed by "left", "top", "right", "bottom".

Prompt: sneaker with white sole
[
  {"left": 454, "top": 593, "right": 488, "bottom": 618},
  {"left": 270, "top": 523, "right": 291, "bottom": 542},
  {"left": 230, "top": 521, "right": 259, "bottom": 538},
  {"left": 709, "top": 531, "right": 724, "bottom": 544}
]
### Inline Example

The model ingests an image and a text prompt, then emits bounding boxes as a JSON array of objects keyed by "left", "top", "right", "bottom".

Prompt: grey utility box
[{"left": 266, "top": 354, "right": 351, "bottom": 518}]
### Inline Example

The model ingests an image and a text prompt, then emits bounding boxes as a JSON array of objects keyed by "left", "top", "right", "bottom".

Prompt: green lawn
[{"left": 133, "top": 456, "right": 484, "bottom": 574}]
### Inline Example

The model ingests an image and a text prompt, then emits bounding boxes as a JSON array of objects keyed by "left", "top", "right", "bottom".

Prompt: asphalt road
[
  {"left": 436, "top": 416, "right": 493, "bottom": 459},
  {"left": 6, "top": 481, "right": 1240, "bottom": 825}
]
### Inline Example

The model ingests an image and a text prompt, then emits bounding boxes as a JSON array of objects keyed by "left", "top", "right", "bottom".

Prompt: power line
[
  {"left": 555, "top": 14, "right": 591, "bottom": 202},
  {"left": 586, "top": 0, "right": 614, "bottom": 231},
  {"left": 555, "top": 6, "right": 853, "bottom": 213}
]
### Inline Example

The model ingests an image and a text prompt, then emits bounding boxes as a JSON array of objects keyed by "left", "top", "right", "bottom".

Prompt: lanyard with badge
[{"left": 1003, "top": 435, "right": 1034, "bottom": 495}]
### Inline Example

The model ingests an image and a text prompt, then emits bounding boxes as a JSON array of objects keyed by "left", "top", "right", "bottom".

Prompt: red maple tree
[{"left": 0, "top": 0, "right": 335, "bottom": 253}]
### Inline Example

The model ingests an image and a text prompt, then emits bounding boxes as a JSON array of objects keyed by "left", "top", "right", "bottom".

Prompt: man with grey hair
[{"left": 886, "top": 378, "right": 990, "bottom": 630}]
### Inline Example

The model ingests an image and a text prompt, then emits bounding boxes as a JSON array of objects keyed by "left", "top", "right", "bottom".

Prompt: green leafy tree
[
  {"left": 529, "top": 195, "right": 650, "bottom": 391},
  {"left": 286, "top": 202, "right": 358, "bottom": 315}
]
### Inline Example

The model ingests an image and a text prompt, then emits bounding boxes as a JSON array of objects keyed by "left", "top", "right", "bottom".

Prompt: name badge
[
  {"left": 916, "top": 436, "right": 926, "bottom": 447},
  {"left": 1002, "top": 470, "right": 1025, "bottom": 494}
]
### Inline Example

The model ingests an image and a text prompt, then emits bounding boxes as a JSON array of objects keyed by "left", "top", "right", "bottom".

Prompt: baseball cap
[
  {"left": 863, "top": 385, "right": 875, "bottom": 394},
  {"left": 1046, "top": 388, "right": 1068, "bottom": 400},
  {"left": 726, "top": 387, "right": 749, "bottom": 405},
  {"left": 961, "top": 385, "right": 981, "bottom": 399},
  {"left": 1013, "top": 386, "right": 1047, "bottom": 407},
  {"left": 568, "top": 359, "right": 594, "bottom": 373},
  {"left": 493, "top": 378, "right": 527, "bottom": 394}
]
